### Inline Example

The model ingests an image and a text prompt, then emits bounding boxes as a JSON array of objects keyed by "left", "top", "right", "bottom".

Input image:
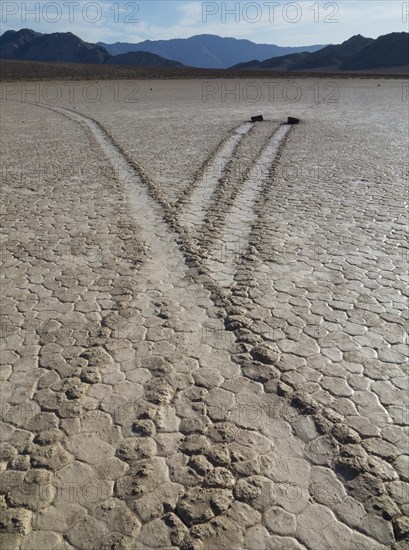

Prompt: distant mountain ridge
[
  {"left": 105, "top": 51, "right": 183, "bottom": 67},
  {"left": 342, "top": 32, "right": 409, "bottom": 70},
  {"left": 98, "top": 34, "right": 326, "bottom": 69},
  {"left": 0, "top": 29, "right": 182, "bottom": 67},
  {"left": 0, "top": 28, "right": 42, "bottom": 58},
  {"left": 1, "top": 29, "right": 407, "bottom": 73},
  {"left": 0, "top": 29, "right": 109, "bottom": 64},
  {"left": 231, "top": 33, "right": 409, "bottom": 72}
]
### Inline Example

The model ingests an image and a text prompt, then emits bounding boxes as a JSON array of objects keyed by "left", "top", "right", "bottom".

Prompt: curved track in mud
[{"left": 1, "top": 101, "right": 406, "bottom": 550}]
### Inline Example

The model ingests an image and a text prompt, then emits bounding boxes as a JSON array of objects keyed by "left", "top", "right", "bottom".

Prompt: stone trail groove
[
  {"left": 178, "top": 121, "right": 253, "bottom": 230},
  {"left": 204, "top": 123, "right": 292, "bottom": 287},
  {"left": 0, "top": 101, "right": 406, "bottom": 550}
]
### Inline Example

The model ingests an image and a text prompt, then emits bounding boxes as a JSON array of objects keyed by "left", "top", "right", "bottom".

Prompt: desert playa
[{"left": 1, "top": 76, "right": 408, "bottom": 549}]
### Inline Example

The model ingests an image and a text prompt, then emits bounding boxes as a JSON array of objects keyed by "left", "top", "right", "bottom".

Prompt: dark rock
[
  {"left": 163, "top": 513, "right": 188, "bottom": 546},
  {"left": 0, "top": 509, "right": 32, "bottom": 535},
  {"left": 393, "top": 515, "right": 409, "bottom": 540},
  {"left": 133, "top": 400, "right": 157, "bottom": 421},
  {"left": 9, "top": 455, "right": 30, "bottom": 471},
  {"left": 291, "top": 391, "right": 319, "bottom": 415},
  {"left": 331, "top": 423, "right": 361, "bottom": 444},
  {"left": 236, "top": 329, "right": 260, "bottom": 345},
  {"left": 225, "top": 315, "right": 252, "bottom": 331},
  {"left": 80, "top": 367, "right": 101, "bottom": 384},
  {"left": 33, "top": 429, "right": 64, "bottom": 446},
  {"left": 250, "top": 345, "right": 278, "bottom": 365},
  {"left": 242, "top": 361, "right": 277, "bottom": 383},
  {"left": 188, "top": 455, "right": 213, "bottom": 476},
  {"left": 366, "top": 496, "right": 401, "bottom": 520},
  {"left": 132, "top": 420, "right": 156, "bottom": 437}
]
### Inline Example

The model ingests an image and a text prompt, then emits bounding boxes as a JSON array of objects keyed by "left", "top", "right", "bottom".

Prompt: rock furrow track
[
  {"left": 1, "top": 101, "right": 405, "bottom": 550},
  {"left": 204, "top": 124, "right": 293, "bottom": 288},
  {"left": 79, "top": 106, "right": 408, "bottom": 545},
  {"left": 175, "top": 121, "right": 253, "bottom": 224},
  {"left": 191, "top": 122, "right": 282, "bottom": 257}
]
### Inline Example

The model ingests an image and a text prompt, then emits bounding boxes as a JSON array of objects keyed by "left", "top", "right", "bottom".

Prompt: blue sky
[{"left": 1, "top": 1, "right": 407, "bottom": 45}]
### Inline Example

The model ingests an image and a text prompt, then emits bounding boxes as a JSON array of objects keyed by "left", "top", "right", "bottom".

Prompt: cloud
[{"left": 178, "top": 1, "right": 203, "bottom": 27}]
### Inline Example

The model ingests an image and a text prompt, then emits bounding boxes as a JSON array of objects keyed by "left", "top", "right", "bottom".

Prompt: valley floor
[{"left": 0, "top": 78, "right": 408, "bottom": 549}]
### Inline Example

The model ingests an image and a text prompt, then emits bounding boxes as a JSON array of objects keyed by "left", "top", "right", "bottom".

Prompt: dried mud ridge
[{"left": 1, "top": 102, "right": 407, "bottom": 550}]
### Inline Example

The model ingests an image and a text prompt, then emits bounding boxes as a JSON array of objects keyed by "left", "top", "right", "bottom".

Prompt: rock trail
[
  {"left": 178, "top": 121, "right": 253, "bottom": 230},
  {"left": 0, "top": 98, "right": 407, "bottom": 550},
  {"left": 204, "top": 123, "right": 292, "bottom": 287}
]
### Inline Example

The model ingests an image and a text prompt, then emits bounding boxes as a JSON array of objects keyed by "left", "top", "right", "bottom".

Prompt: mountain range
[
  {"left": 98, "top": 35, "right": 325, "bottom": 69},
  {"left": 104, "top": 50, "right": 183, "bottom": 67},
  {"left": 0, "top": 29, "right": 182, "bottom": 67},
  {"left": 231, "top": 32, "right": 409, "bottom": 72},
  {"left": 1, "top": 29, "right": 407, "bottom": 73},
  {"left": 0, "top": 29, "right": 109, "bottom": 64}
]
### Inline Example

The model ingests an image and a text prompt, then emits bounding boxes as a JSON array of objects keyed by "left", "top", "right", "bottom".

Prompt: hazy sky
[{"left": 1, "top": 0, "right": 408, "bottom": 45}]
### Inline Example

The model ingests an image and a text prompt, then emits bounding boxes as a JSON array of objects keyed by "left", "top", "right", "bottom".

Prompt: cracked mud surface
[{"left": 0, "top": 79, "right": 408, "bottom": 549}]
